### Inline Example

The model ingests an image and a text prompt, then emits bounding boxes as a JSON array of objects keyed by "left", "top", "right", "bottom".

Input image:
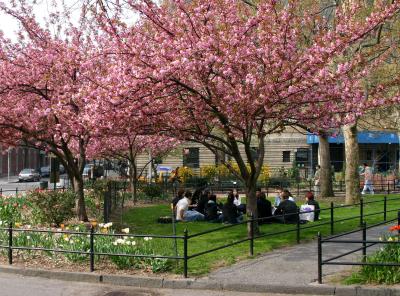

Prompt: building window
[
  {"left": 282, "top": 151, "right": 291, "bottom": 163},
  {"left": 183, "top": 148, "right": 200, "bottom": 168},
  {"left": 366, "top": 150, "right": 373, "bottom": 161},
  {"left": 153, "top": 156, "right": 163, "bottom": 165},
  {"left": 295, "top": 148, "right": 309, "bottom": 164},
  {"left": 215, "top": 150, "right": 225, "bottom": 165},
  {"left": 250, "top": 147, "right": 259, "bottom": 161}
]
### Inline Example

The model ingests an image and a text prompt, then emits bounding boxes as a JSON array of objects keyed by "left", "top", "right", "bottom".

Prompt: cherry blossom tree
[
  {"left": 101, "top": 0, "right": 400, "bottom": 231},
  {"left": 0, "top": 2, "right": 109, "bottom": 221}
]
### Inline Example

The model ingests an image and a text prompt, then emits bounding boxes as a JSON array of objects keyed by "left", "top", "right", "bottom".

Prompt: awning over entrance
[{"left": 307, "top": 131, "right": 400, "bottom": 144}]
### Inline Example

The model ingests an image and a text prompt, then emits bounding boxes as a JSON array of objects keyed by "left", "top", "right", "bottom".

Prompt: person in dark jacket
[
  {"left": 222, "top": 192, "right": 242, "bottom": 224},
  {"left": 196, "top": 188, "right": 210, "bottom": 215},
  {"left": 273, "top": 190, "right": 298, "bottom": 224},
  {"left": 256, "top": 188, "right": 272, "bottom": 224},
  {"left": 204, "top": 194, "right": 221, "bottom": 222},
  {"left": 305, "top": 191, "right": 320, "bottom": 221},
  {"left": 171, "top": 189, "right": 185, "bottom": 213}
]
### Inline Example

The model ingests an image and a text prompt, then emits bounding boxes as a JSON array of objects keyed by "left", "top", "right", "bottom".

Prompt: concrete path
[
  {"left": 0, "top": 272, "right": 319, "bottom": 296},
  {"left": 208, "top": 223, "right": 392, "bottom": 286}
]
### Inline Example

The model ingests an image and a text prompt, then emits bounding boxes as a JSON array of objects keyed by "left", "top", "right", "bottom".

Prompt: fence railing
[
  {"left": 317, "top": 212, "right": 400, "bottom": 284},
  {"left": 0, "top": 195, "right": 399, "bottom": 277}
]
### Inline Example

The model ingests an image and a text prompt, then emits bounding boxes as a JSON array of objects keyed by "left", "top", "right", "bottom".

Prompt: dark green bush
[
  {"left": 142, "top": 184, "right": 163, "bottom": 200},
  {"left": 27, "top": 190, "right": 76, "bottom": 226}
]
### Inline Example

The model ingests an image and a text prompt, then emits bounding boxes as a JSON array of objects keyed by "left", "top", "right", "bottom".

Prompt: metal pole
[
  {"left": 249, "top": 213, "right": 254, "bottom": 256},
  {"left": 171, "top": 204, "right": 178, "bottom": 261},
  {"left": 15, "top": 188, "right": 18, "bottom": 197},
  {"left": 359, "top": 198, "right": 364, "bottom": 227},
  {"left": 398, "top": 211, "right": 400, "bottom": 236},
  {"left": 7, "top": 148, "right": 11, "bottom": 183},
  {"left": 387, "top": 181, "right": 390, "bottom": 195},
  {"left": 90, "top": 226, "right": 95, "bottom": 272},
  {"left": 330, "top": 202, "right": 334, "bottom": 235},
  {"left": 383, "top": 196, "right": 387, "bottom": 221},
  {"left": 183, "top": 228, "right": 188, "bottom": 278},
  {"left": 362, "top": 222, "right": 367, "bottom": 261},
  {"left": 8, "top": 222, "right": 13, "bottom": 265},
  {"left": 317, "top": 232, "right": 322, "bottom": 284},
  {"left": 296, "top": 208, "right": 301, "bottom": 244}
]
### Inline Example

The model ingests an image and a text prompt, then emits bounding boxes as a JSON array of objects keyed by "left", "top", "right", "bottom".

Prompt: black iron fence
[
  {"left": 0, "top": 195, "right": 399, "bottom": 277},
  {"left": 317, "top": 212, "right": 400, "bottom": 284}
]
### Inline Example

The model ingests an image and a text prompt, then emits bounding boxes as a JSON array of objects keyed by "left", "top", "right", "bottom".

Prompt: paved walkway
[{"left": 208, "top": 223, "right": 393, "bottom": 286}]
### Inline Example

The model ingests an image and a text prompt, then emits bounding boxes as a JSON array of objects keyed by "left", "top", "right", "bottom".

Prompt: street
[
  {"left": 0, "top": 175, "right": 71, "bottom": 196},
  {"left": 0, "top": 272, "right": 320, "bottom": 296}
]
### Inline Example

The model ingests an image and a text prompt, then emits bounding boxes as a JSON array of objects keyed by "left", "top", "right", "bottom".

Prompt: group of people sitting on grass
[{"left": 172, "top": 187, "right": 320, "bottom": 224}]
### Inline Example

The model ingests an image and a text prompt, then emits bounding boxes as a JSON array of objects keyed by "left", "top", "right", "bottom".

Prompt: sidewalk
[{"left": 208, "top": 223, "right": 391, "bottom": 286}]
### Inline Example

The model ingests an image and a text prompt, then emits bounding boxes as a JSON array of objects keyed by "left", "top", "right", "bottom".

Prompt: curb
[{"left": 1, "top": 265, "right": 400, "bottom": 295}]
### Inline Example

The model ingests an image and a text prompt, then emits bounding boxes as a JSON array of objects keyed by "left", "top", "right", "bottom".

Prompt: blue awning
[{"left": 307, "top": 131, "right": 399, "bottom": 144}]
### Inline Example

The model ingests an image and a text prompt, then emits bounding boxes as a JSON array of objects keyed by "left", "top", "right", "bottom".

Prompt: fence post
[
  {"left": 183, "top": 228, "right": 188, "bottom": 278},
  {"left": 296, "top": 208, "right": 300, "bottom": 244},
  {"left": 90, "top": 226, "right": 95, "bottom": 272},
  {"left": 317, "top": 232, "right": 322, "bottom": 284},
  {"left": 362, "top": 221, "right": 367, "bottom": 261},
  {"left": 359, "top": 198, "right": 364, "bottom": 227},
  {"left": 8, "top": 222, "right": 13, "bottom": 265},
  {"left": 0, "top": 188, "right": 2, "bottom": 196},
  {"left": 383, "top": 196, "right": 387, "bottom": 221},
  {"left": 387, "top": 181, "right": 390, "bottom": 195},
  {"left": 15, "top": 188, "right": 18, "bottom": 197},
  {"left": 398, "top": 211, "right": 400, "bottom": 236},
  {"left": 249, "top": 214, "right": 254, "bottom": 256},
  {"left": 330, "top": 202, "right": 334, "bottom": 235}
]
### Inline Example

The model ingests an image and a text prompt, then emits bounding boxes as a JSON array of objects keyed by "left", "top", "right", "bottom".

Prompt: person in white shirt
[
  {"left": 176, "top": 191, "right": 204, "bottom": 221},
  {"left": 361, "top": 163, "right": 374, "bottom": 195}
]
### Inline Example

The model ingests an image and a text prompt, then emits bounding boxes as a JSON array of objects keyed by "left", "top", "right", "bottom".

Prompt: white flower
[
  {"left": 0, "top": 221, "right": 3, "bottom": 226},
  {"left": 123, "top": 236, "right": 128, "bottom": 240},
  {"left": 69, "top": 240, "right": 74, "bottom": 244},
  {"left": 144, "top": 237, "right": 152, "bottom": 241},
  {"left": 113, "top": 241, "right": 118, "bottom": 246},
  {"left": 26, "top": 236, "right": 31, "bottom": 240},
  {"left": 126, "top": 241, "right": 131, "bottom": 245},
  {"left": 121, "top": 228, "right": 129, "bottom": 234},
  {"left": 98, "top": 223, "right": 104, "bottom": 228},
  {"left": 26, "top": 225, "right": 31, "bottom": 229},
  {"left": 115, "top": 238, "right": 124, "bottom": 245},
  {"left": 104, "top": 222, "right": 113, "bottom": 228},
  {"left": 131, "top": 241, "right": 136, "bottom": 246},
  {"left": 75, "top": 227, "right": 80, "bottom": 231},
  {"left": 64, "top": 237, "right": 70, "bottom": 242}
]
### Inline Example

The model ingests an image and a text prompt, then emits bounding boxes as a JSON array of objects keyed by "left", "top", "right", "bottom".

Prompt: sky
[
  {"left": 0, "top": 0, "right": 137, "bottom": 40},
  {"left": 0, "top": 0, "right": 83, "bottom": 39}
]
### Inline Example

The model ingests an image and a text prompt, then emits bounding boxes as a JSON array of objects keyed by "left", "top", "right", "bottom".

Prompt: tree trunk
[
  {"left": 318, "top": 134, "right": 334, "bottom": 197},
  {"left": 245, "top": 180, "right": 259, "bottom": 235},
  {"left": 73, "top": 176, "right": 88, "bottom": 221},
  {"left": 128, "top": 162, "right": 138, "bottom": 204},
  {"left": 343, "top": 123, "right": 360, "bottom": 205}
]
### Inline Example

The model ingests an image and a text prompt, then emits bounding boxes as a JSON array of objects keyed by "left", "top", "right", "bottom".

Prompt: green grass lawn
[{"left": 121, "top": 194, "right": 400, "bottom": 276}]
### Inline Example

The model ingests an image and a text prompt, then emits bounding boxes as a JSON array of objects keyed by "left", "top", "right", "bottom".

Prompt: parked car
[
  {"left": 39, "top": 166, "right": 50, "bottom": 177},
  {"left": 83, "top": 165, "right": 92, "bottom": 178},
  {"left": 18, "top": 168, "right": 41, "bottom": 182}
]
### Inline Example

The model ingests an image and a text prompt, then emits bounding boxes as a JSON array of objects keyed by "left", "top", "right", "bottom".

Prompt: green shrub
[
  {"left": 142, "top": 184, "right": 163, "bottom": 200},
  {"left": 346, "top": 225, "right": 400, "bottom": 284},
  {"left": 27, "top": 190, "right": 76, "bottom": 226}
]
